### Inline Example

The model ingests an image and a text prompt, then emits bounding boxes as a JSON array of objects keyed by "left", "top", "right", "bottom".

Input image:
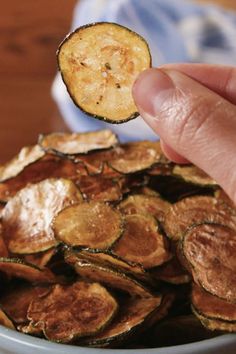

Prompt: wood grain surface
[{"left": 0, "top": 0, "right": 235, "bottom": 163}]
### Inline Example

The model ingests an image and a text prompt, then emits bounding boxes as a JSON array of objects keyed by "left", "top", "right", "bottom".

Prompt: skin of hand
[{"left": 132, "top": 64, "right": 236, "bottom": 205}]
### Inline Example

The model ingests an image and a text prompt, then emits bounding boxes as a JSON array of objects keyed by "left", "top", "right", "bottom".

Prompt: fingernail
[{"left": 132, "top": 68, "right": 175, "bottom": 118}]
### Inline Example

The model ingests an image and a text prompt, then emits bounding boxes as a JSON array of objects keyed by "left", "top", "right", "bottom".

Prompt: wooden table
[{"left": 0, "top": 0, "right": 235, "bottom": 163}]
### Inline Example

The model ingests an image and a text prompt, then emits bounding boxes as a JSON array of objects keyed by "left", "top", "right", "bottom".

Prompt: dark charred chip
[
  {"left": 39, "top": 130, "right": 118, "bottom": 155},
  {"left": 24, "top": 248, "right": 56, "bottom": 268},
  {"left": 2, "top": 178, "right": 82, "bottom": 254},
  {"left": 53, "top": 201, "right": 123, "bottom": 249},
  {"left": 164, "top": 195, "right": 236, "bottom": 241},
  {"left": 0, "top": 285, "right": 51, "bottom": 324},
  {"left": 182, "top": 223, "right": 236, "bottom": 303},
  {"left": 0, "top": 145, "right": 45, "bottom": 182},
  {"left": 76, "top": 175, "right": 122, "bottom": 202},
  {"left": 57, "top": 22, "right": 151, "bottom": 123},
  {"left": 0, "top": 257, "right": 56, "bottom": 283},
  {"left": 66, "top": 258, "right": 152, "bottom": 298},
  {"left": 118, "top": 194, "right": 170, "bottom": 222},
  {"left": 173, "top": 165, "right": 217, "bottom": 186},
  {"left": 108, "top": 141, "right": 163, "bottom": 174},
  {"left": 27, "top": 281, "right": 118, "bottom": 343},
  {"left": 150, "top": 256, "right": 191, "bottom": 285},
  {"left": 84, "top": 295, "right": 162, "bottom": 347},
  {"left": 191, "top": 284, "right": 236, "bottom": 332},
  {"left": 0, "top": 307, "right": 15, "bottom": 329},
  {"left": 113, "top": 214, "right": 171, "bottom": 269}
]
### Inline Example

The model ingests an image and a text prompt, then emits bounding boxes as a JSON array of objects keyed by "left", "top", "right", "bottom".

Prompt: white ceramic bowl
[{"left": 0, "top": 325, "right": 235, "bottom": 354}]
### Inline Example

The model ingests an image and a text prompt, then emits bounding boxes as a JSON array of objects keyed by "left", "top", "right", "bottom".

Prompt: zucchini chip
[
  {"left": 58, "top": 22, "right": 151, "bottom": 123},
  {"left": 173, "top": 165, "right": 217, "bottom": 187},
  {"left": 0, "top": 145, "right": 44, "bottom": 182},
  {"left": 118, "top": 194, "right": 170, "bottom": 222},
  {"left": 0, "top": 307, "right": 15, "bottom": 329},
  {"left": 151, "top": 256, "right": 190, "bottom": 285},
  {"left": 164, "top": 195, "right": 236, "bottom": 241},
  {"left": 53, "top": 201, "right": 123, "bottom": 249},
  {"left": 191, "top": 284, "right": 236, "bottom": 332},
  {"left": 67, "top": 259, "right": 152, "bottom": 298},
  {"left": 109, "top": 141, "right": 162, "bottom": 174},
  {"left": 39, "top": 130, "right": 118, "bottom": 155},
  {"left": 85, "top": 295, "right": 162, "bottom": 347},
  {"left": 182, "top": 223, "right": 236, "bottom": 303},
  {"left": 2, "top": 178, "right": 82, "bottom": 254},
  {"left": 24, "top": 248, "right": 56, "bottom": 268},
  {"left": 0, "top": 257, "right": 55, "bottom": 283},
  {"left": 113, "top": 214, "right": 171, "bottom": 269},
  {"left": 27, "top": 281, "right": 118, "bottom": 343}
]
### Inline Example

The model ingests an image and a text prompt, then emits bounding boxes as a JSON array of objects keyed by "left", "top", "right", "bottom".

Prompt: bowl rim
[{"left": 0, "top": 325, "right": 235, "bottom": 354}]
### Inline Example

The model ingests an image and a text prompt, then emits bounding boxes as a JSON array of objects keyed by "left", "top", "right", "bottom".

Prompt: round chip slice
[
  {"left": 27, "top": 281, "right": 118, "bottom": 343},
  {"left": 2, "top": 178, "right": 82, "bottom": 254},
  {"left": 113, "top": 214, "right": 171, "bottom": 269},
  {"left": 57, "top": 22, "right": 151, "bottom": 123},
  {"left": 173, "top": 165, "right": 217, "bottom": 186},
  {"left": 53, "top": 201, "right": 123, "bottom": 249},
  {"left": 182, "top": 223, "right": 236, "bottom": 303}
]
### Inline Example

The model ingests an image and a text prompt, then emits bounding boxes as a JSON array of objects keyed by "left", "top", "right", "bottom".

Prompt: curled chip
[
  {"left": 173, "top": 165, "right": 217, "bottom": 186},
  {"left": 66, "top": 258, "right": 152, "bottom": 298},
  {"left": 2, "top": 178, "right": 82, "bottom": 254},
  {"left": 182, "top": 223, "right": 236, "bottom": 303},
  {"left": 113, "top": 214, "right": 171, "bottom": 269},
  {"left": 164, "top": 195, "right": 236, "bottom": 241},
  {"left": 27, "top": 282, "right": 118, "bottom": 343},
  {"left": 57, "top": 22, "right": 151, "bottom": 123},
  {"left": 109, "top": 141, "right": 162, "bottom": 174},
  {"left": 84, "top": 295, "right": 162, "bottom": 347},
  {"left": 191, "top": 284, "right": 236, "bottom": 332},
  {"left": 0, "top": 307, "right": 15, "bottom": 330},
  {"left": 0, "top": 257, "right": 55, "bottom": 283},
  {"left": 39, "top": 130, "right": 118, "bottom": 155},
  {"left": 118, "top": 194, "right": 170, "bottom": 222},
  {"left": 0, "top": 145, "right": 45, "bottom": 182},
  {"left": 53, "top": 201, "right": 123, "bottom": 249}
]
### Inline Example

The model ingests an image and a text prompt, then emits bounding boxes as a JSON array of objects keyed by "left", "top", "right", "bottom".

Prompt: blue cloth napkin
[{"left": 52, "top": 0, "right": 236, "bottom": 141}]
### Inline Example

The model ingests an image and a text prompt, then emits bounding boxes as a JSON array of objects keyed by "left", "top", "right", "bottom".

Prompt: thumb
[{"left": 132, "top": 68, "right": 236, "bottom": 204}]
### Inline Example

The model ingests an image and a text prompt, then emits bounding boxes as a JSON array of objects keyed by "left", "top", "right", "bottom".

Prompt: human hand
[{"left": 132, "top": 64, "right": 236, "bottom": 205}]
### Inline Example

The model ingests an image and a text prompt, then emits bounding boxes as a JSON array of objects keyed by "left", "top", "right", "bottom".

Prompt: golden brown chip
[
  {"left": 2, "top": 178, "right": 82, "bottom": 254},
  {"left": 164, "top": 195, "right": 236, "bottom": 241},
  {"left": 113, "top": 214, "right": 171, "bottom": 269},
  {"left": 0, "top": 145, "right": 45, "bottom": 182},
  {"left": 24, "top": 248, "right": 56, "bottom": 268},
  {"left": 0, "top": 257, "right": 56, "bottom": 283},
  {"left": 182, "top": 223, "right": 236, "bottom": 303},
  {"left": 118, "top": 194, "right": 170, "bottom": 222},
  {"left": 27, "top": 281, "right": 118, "bottom": 343},
  {"left": 39, "top": 130, "right": 118, "bottom": 155},
  {"left": 173, "top": 165, "right": 217, "bottom": 186},
  {"left": 0, "top": 307, "right": 15, "bottom": 329},
  {"left": 53, "top": 201, "right": 123, "bottom": 249},
  {"left": 67, "top": 258, "right": 152, "bottom": 298},
  {"left": 58, "top": 22, "right": 151, "bottom": 123}
]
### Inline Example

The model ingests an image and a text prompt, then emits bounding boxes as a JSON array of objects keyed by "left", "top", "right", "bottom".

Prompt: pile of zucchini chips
[
  {"left": 0, "top": 23, "right": 235, "bottom": 349},
  {"left": 0, "top": 130, "right": 235, "bottom": 348}
]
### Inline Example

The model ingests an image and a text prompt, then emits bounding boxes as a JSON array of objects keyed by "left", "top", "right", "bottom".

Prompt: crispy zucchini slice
[
  {"left": 0, "top": 285, "right": 51, "bottom": 324},
  {"left": 39, "top": 130, "right": 118, "bottom": 155},
  {"left": 191, "top": 284, "right": 236, "bottom": 332},
  {"left": 24, "top": 248, "right": 56, "bottom": 268},
  {"left": 0, "top": 307, "right": 15, "bottom": 329},
  {"left": 173, "top": 164, "right": 217, "bottom": 187},
  {"left": 182, "top": 223, "right": 236, "bottom": 303},
  {"left": 118, "top": 194, "right": 170, "bottom": 223},
  {"left": 0, "top": 257, "right": 55, "bottom": 283},
  {"left": 27, "top": 281, "right": 118, "bottom": 343},
  {"left": 77, "top": 175, "right": 122, "bottom": 202},
  {"left": 67, "top": 258, "right": 152, "bottom": 298},
  {"left": 0, "top": 145, "right": 45, "bottom": 183},
  {"left": 164, "top": 195, "right": 236, "bottom": 241},
  {"left": 85, "top": 295, "right": 162, "bottom": 347},
  {"left": 53, "top": 201, "right": 123, "bottom": 249},
  {"left": 2, "top": 178, "right": 82, "bottom": 254},
  {"left": 58, "top": 22, "right": 151, "bottom": 123},
  {"left": 109, "top": 141, "right": 163, "bottom": 174},
  {"left": 113, "top": 214, "right": 171, "bottom": 269}
]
